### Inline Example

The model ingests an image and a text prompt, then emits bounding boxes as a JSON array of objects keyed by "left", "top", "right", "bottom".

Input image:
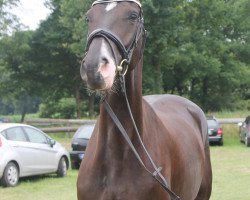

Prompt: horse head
[{"left": 80, "top": 0, "right": 145, "bottom": 92}]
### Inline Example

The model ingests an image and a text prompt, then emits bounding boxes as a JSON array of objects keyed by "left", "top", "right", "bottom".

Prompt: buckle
[
  {"left": 153, "top": 167, "right": 162, "bottom": 177},
  {"left": 116, "top": 59, "right": 129, "bottom": 76}
]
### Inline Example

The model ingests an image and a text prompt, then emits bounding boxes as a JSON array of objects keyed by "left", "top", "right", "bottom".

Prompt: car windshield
[
  {"left": 76, "top": 125, "right": 94, "bottom": 139},
  {"left": 207, "top": 119, "right": 217, "bottom": 127},
  {"left": 245, "top": 116, "right": 250, "bottom": 125}
]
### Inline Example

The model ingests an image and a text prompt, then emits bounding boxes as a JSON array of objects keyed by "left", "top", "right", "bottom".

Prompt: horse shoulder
[
  {"left": 142, "top": 94, "right": 208, "bottom": 199},
  {"left": 143, "top": 94, "right": 208, "bottom": 145}
]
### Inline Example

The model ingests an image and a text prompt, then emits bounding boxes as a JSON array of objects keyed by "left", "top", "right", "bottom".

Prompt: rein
[{"left": 103, "top": 75, "right": 181, "bottom": 200}]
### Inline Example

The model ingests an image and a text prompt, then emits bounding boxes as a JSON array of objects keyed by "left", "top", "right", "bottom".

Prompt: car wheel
[
  {"left": 57, "top": 157, "right": 67, "bottom": 177},
  {"left": 71, "top": 162, "right": 80, "bottom": 170},
  {"left": 245, "top": 137, "right": 250, "bottom": 147},
  {"left": 218, "top": 139, "right": 224, "bottom": 146},
  {"left": 1, "top": 162, "right": 19, "bottom": 187}
]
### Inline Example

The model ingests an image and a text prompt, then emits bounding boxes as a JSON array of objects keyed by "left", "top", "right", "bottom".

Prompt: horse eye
[
  {"left": 85, "top": 16, "right": 90, "bottom": 23},
  {"left": 129, "top": 12, "right": 139, "bottom": 21}
]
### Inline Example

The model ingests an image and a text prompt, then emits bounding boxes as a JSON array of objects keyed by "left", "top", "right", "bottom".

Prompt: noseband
[{"left": 84, "top": 0, "right": 146, "bottom": 75}]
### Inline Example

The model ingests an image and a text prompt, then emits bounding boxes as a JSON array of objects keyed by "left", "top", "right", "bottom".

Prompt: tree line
[{"left": 0, "top": 0, "right": 249, "bottom": 121}]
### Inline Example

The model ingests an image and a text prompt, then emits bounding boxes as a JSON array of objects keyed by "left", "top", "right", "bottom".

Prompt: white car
[{"left": 0, "top": 123, "right": 70, "bottom": 187}]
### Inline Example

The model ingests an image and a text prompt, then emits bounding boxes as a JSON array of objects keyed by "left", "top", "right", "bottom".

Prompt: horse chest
[{"left": 78, "top": 167, "right": 165, "bottom": 200}]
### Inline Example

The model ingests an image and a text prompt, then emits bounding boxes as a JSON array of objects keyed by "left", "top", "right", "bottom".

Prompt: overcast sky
[{"left": 10, "top": 0, "right": 51, "bottom": 30}]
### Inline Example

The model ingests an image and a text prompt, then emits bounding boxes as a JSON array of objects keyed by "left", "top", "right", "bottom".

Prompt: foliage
[
  {"left": 39, "top": 97, "right": 77, "bottom": 119},
  {"left": 59, "top": 0, "right": 91, "bottom": 56},
  {"left": 24, "top": 0, "right": 92, "bottom": 118},
  {"left": 0, "top": 100, "right": 13, "bottom": 115},
  {"left": 237, "top": 100, "right": 250, "bottom": 111},
  {"left": 0, "top": 0, "right": 249, "bottom": 117},
  {"left": 56, "top": 97, "right": 77, "bottom": 118},
  {"left": 0, "top": 31, "right": 41, "bottom": 121},
  {"left": 39, "top": 96, "right": 98, "bottom": 119},
  {"left": 0, "top": 0, "right": 21, "bottom": 36},
  {"left": 142, "top": 0, "right": 250, "bottom": 111}
]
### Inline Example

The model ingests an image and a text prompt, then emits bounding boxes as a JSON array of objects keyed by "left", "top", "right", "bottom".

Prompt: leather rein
[{"left": 85, "top": 1, "right": 181, "bottom": 199}]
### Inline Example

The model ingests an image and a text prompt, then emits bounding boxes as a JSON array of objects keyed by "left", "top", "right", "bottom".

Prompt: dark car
[
  {"left": 70, "top": 124, "right": 94, "bottom": 169},
  {"left": 239, "top": 115, "right": 250, "bottom": 147},
  {"left": 207, "top": 116, "right": 223, "bottom": 146}
]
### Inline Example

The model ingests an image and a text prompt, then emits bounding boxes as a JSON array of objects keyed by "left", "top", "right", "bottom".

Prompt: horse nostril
[{"left": 101, "top": 57, "right": 109, "bottom": 64}]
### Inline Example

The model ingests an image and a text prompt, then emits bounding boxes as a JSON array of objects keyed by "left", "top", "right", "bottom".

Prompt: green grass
[
  {"left": 0, "top": 113, "right": 40, "bottom": 123},
  {"left": 209, "top": 124, "right": 250, "bottom": 200},
  {"left": 207, "top": 110, "right": 249, "bottom": 118},
  {"left": 210, "top": 146, "right": 250, "bottom": 200},
  {"left": 0, "top": 171, "right": 78, "bottom": 200},
  {"left": 1, "top": 124, "right": 250, "bottom": 199},
  {"left": 221, "top": 124, "right": 241, "bottom": 146}
]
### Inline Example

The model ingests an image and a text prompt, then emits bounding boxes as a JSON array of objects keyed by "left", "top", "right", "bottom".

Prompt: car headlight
[{"left": 78, "top": 153, "right": 84, "bottom": 160}]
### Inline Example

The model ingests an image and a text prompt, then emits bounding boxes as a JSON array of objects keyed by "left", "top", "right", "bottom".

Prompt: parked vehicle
[
  {"left": 0, "top": 118, "right": 9, "bottom": 123},
  {"left": 0, "top": 123, "right": 70, "bottom": 187},
  {"left": 239, "top": 115, "right": 250, "bottom": 147},
  {"left": 70, "top": 124, "right": 94, "bottom": 169},
  {"left": 207, "top": 116, "right": 223, "bottom": 146}
]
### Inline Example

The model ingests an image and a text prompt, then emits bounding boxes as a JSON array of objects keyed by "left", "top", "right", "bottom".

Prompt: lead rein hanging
[{"left": 102, "top": 73, "right": 181, "bottom": 200}]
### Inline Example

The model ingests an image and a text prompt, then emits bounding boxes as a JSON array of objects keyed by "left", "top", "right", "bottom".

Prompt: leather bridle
[
  {"left": 83, "top": 1, "right": 181, "bottom": 199},
  {"left": 84, "top": 0, "right": 146, "bottom": 75}
]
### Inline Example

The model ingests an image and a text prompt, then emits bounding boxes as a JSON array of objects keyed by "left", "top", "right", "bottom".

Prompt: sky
[{"left": 10, "top": 0, "right": 51, "bottom": 30}]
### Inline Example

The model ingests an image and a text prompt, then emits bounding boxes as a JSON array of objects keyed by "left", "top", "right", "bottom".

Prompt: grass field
[
  {"left": 210, "top": 146, "right": 250, "bottom": 200},
  {"left": 1, "top": 124, "right": 250, "bottom": 200}
]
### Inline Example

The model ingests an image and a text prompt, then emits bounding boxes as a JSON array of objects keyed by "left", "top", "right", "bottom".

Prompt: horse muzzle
[
  {"left": 81, "top": 55, "right": 118, "bottom": 91},
  {"left": 80, "top": 62, "right": 106, "bottom": 90}
]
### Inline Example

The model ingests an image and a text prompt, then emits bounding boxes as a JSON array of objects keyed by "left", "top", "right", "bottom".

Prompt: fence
[
  {"left": 217, "top": 118, "right": 244, "bottom": 124},
  {"left": 24, "top": 118, "right": 244, "bottom": 134},
  {"left": 25, "top": 118, "right": 96, "bottom": 134}
]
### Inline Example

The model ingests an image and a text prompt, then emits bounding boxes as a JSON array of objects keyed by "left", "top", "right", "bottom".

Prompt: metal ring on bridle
[{"left": 117, "top": 59, "right": 129, "bottom": 76}]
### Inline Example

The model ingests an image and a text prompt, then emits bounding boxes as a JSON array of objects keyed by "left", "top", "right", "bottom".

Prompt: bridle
[
  {"left": 83, "top": 1, "right": 181, "bottom": 199},
  {"left": 84, "top": 0, "right": 146, "bottom": 75}
]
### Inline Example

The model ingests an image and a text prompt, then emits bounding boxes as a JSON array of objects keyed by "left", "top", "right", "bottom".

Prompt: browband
[{"left": 92, "top": 0, "right": 141, "bottom": 8}]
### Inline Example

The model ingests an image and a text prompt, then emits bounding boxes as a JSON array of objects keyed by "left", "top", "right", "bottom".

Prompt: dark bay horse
[{"left": 78, "top": 0, "right": 212, "bottom": 199}]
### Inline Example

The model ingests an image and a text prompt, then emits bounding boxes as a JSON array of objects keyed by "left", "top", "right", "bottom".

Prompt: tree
[
  {"left": 142, "top": 0, "right": 250, "bottom": 111},
  {"left": 28, "top": 0, "right": 94, "bottom": 118},
  {"left": 59, "top": 0, "right": 96, "bottom": 117},
  {"left": 0, "top": 31, "right": 40, "bottom": 121},
  {"left": 1, "top": 0, "right": 249, "bottom": 118},
  {"left": 0, "top": 0, "right": 20, "bottom": 36}
]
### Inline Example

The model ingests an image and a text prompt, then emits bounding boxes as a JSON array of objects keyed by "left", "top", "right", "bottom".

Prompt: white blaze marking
[
  {"left": 105, "top": 2, "right": 117, "bottom": 12},
  {"left": 100, "top": 40, "right": 111, "bottom": 61},
  {"left": 99, "top": 40, "right": 116, "bottom": 89}
]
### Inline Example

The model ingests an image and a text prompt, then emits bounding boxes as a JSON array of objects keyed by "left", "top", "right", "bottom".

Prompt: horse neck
[{"left": 98, "top": 61, "right": 143, "bottom": 158}]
